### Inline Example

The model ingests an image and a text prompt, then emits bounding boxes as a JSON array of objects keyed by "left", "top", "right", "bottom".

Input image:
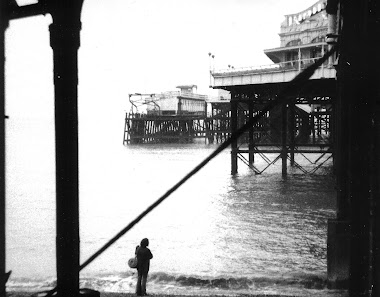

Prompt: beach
[{"left": 6, "top": 292, "right": 348, "bottom": 297}]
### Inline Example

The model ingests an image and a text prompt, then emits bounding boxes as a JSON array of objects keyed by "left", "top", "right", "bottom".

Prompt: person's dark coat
[{"left": 135, "top": 239, "right": 153, "bottom": 275}]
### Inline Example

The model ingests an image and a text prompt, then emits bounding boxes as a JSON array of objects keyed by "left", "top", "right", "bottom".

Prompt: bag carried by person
[{"left": 128, "top": 256, "right": 138, "bottom": 269}]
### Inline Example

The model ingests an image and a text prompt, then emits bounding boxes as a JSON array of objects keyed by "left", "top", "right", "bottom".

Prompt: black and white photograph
[{"left": 1, "top": 0, "right": 379, "bottom": 297}]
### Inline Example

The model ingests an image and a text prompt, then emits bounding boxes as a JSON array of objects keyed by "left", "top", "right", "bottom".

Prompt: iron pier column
[
  {"left": 248, "top": 100, "right": 254, "bottom": 166},
  {"left": 231, "top": 92, "right": 238, "bottom": 175},
  {"left": 49, "top": 1, "right": 84, "bottom": 296},
  {"left": 281, "top": 103, "right": 287, "bottom": 176},
  {"left": 289, "top": 102, "right": 295, "bottom": 166},
  {"left": 0, "top": 2, "right": 7, "bottom": 297},
  {"left": 373, "top": 91, "right": 380, "bottom": 296},
  {"left": 328, "top": 0, "right": 380, "bottom": 295}
]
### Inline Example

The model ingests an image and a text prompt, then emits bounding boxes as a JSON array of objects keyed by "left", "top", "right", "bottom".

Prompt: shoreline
[
  {"left": 5, "top": 293, "right": 319, "bottom": 297},
  {"left": 6, "top": 291, "right": 348, "bottom": 297}
]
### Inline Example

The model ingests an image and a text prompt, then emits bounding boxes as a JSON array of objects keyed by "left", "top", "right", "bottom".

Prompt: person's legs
[
  {"left": 136, "top": 272, "right": 143, "bottom": 296},
  {"left": 141, "top": 273, "right": 148, "bottom": 295}
]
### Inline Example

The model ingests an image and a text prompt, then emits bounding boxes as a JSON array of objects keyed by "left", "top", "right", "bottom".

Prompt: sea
[{"left": 5, "top": 117, "right": 347, "bottom": 297}]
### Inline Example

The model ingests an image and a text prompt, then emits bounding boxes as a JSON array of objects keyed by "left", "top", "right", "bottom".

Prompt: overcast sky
[{"left": 4, "top": 0, "right": 318, "bottom": 144}]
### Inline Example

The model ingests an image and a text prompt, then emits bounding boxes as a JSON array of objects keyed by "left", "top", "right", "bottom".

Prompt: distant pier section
[{"left": 122, "top": 85, "right": 231, "bottom": 144}]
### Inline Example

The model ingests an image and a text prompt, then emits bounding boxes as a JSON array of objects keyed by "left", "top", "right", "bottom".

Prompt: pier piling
[
  {"left": 0, "top": 2, "right": 6, "bottom": 296},
  {"left": 281, "top": 103, "right": 287, "bottom": 176},
  {"left": 231, "top": 95, "right": 238, "bottom": 175},
  {"left": 50, "top": 2, "right": 83, "bottom": 296}
]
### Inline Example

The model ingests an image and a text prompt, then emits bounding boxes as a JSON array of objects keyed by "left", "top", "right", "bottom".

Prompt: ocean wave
[
  {"left": 149, "top": 272, "right": 327, "bottom": 290},
  {"left": 7, "top": 272, "right": 328, "bottom": 293}
]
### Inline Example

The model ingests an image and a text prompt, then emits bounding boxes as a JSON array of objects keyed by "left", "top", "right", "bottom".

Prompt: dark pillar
[
  {"left": 327, "top": 219, "right": 350, "bottom": 289},
  {"left": 331, "top": 96, "right": 336, "bottom": 172},
  {"left": 0, "top": 2, "right": 7, "bottom": 297},
  {"left": 50, "top": 2, "right": 84, "bottom": 297},
  {"left": 281, "top": 103, "right": 287, "bottom": 176},
  {"left": 328, "top": 59, "right": 351, "bottom": 289},
  {"left": 373, "top": 94, "right": 380, "bottom": 296},
  {"left": 368, "top": 2, "right": 380, "bottom": 295},
  {"left": 330, "top": 0, "right": 380, "bottom": 295},
  {"left": 289, "top": 102, "right": 295, "bottom": 166},
  {"left": 326, "top": 1, "right": 351, "bottom": 289},
  {"left": 248, "top": 100, "right": 254, "bottom": 166},
  {"left": 311, "top": 112, "right": 316, "bottom": 144},
  {"left": 231, "top": 93, "right": 238, "bottom": 175},
  {"left": 177, "top": 98, "right": 182, "bottom": 115}
]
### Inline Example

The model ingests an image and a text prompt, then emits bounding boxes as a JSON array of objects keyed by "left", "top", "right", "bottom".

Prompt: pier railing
[
  {"left": 158, "top": 90, "right": 208, "bottom": 100},
  {"left": 212, "top": 57, "right": 328, "bottom": 76}
]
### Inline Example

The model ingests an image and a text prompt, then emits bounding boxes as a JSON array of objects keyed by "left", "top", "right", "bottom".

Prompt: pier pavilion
[
  {"left": 123, "top": 86, "right": 233, "bottom": 144},
  {"left": 211, "top": 0, "right": 336, "bottom": 175}
]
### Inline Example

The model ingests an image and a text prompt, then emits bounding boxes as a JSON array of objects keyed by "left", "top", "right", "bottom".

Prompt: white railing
[
  {"left": 158, "top": 91, "right": 208, "bottom": 100},
  {"left": 213, "top": 57, "right": 327, "bottom": 75},
  {"left": 159, "top": 91, "right": 180, "bottom": 98},
  {"left": 206, "top": 96, "right": 231, "bottom": 103},
  {"left": 179, "top": 91, "right": 208, "bottom": 100}
]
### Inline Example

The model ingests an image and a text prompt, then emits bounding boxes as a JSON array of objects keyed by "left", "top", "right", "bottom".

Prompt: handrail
[
  {"left": 212, "top": 57, "right": 328, "bottom": 75},
  {"left": 158, "top": 91, "right": 208, "bottom": 100}
]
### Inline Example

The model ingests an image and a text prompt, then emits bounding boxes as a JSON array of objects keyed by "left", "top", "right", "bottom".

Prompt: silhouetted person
[{"left": 135, "top": 238, "right": 153, "bottom": 296}]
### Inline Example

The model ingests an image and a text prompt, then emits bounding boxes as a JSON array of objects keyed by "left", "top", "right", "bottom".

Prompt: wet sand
[{"left": 5, "top": 292, "right": 310, "bottom": 297}]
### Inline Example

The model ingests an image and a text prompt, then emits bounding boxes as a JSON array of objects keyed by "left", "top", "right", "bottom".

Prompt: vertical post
[
  {"left": 327, "top": 60, "right": 350, "bottom": 293},
  {"left": 177, "top": 98, "right": 182, "bottom": 115},
  {"left": 248, "top": 100, "right": 254, "bottom": 166},
  {"left": 281, "top": 103, "right": 287, "bottom": 176},
  {"left": 231, "top": 93, "right": 238, "bottom": 175},
  {"left": 373, "top": 98, "right": 380, "bottom": 295},
  {"left": 204, "top": 102, "right": 207, "bottom": 144},
  {"left": 50, "top": 2, "right": 84, "bottom": 297},
  {"left": 333, "top": 1, "right": 379, "bottom": 295},
  {"left": 311, "top": 111, "right": 316, "bottom": 144},
  {"left": 0, "top": 2, "right": 7, "bottom": 297},
  {"left": 371, "top": 2, "right": 380, "bottom": 292},
  {"left": 330, "top": 96, "right": 335, "bottom": 171},
  {"left": 321, "top": 43, "right": 325, "bottom": 73},
  {"left": 289, "top": 102, "right": 295, "bottom": 166},
  {"left": 298, "top": 47, "right": 301, "bottom": 72}
]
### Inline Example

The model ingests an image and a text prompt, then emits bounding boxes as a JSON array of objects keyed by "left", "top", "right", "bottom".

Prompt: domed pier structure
[{"left": 211, "top": 0, "right": 336, "bottom": 176}]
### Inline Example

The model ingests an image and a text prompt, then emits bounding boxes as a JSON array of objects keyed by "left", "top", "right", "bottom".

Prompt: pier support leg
[
  {"left": 326, "top": 1, "right": 380, "bottom": 295},
  {"left": 373, "top": 108, "right": 380, "bottom": 295},
  {"left": 50, "top": 2, "right": 84, "bottom": 297},
  {"left": 281, "top": 103, "right": 287, "bottom": 176},
  {"left": 0, "top": 3, "right": 6, "bottom": 297},
  {"left": 289, "top": 102, "right": 295, "bottom": 166},
  {"left": 327, "top": 61, "right": 351, "bottom": 290},
  {"left": 231, "top": 98, "right": 238, "bottom": 175},
  {"left": 311, "top": 113, "right": 316, "bottom": 144},
  {"left": 248, "top": 101, "right": 254, "bottom": 166},
  {"left": 327, "top": 220, "right": 350, "bottom": 289}
]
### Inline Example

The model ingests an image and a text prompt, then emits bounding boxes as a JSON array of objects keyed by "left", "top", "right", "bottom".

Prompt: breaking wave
[{"left": 7, "top": 271, "right": 331, "bottom": 294}]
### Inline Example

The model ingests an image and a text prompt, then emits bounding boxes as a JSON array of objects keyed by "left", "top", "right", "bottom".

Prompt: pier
[
  {"left": 209, "top": 0, "right": 380, "bottom": 294},
  {"left": 210, "top": 0, "right": 335, "bottom": 176},
  {"left": 122, "top": 89, "right": 232, "bottom": 145},
  {"left": 123, "top": 85, "right": 333, "bottom": 174}
]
